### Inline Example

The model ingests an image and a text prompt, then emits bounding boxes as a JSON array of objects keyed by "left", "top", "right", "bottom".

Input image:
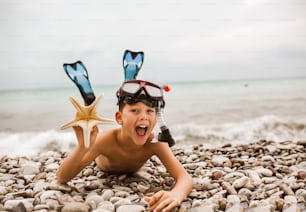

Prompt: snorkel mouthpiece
[{"left": 157, "top": 108, "right": 175, "bottom": 147}]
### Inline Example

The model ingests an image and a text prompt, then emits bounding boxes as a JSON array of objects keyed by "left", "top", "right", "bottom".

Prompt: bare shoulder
[{"left": 146, "top": 141, "right": 173, "bottom": 157}]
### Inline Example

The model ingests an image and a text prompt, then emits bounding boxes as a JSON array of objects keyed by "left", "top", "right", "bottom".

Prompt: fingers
[
  {"left": 73, "top": 126, "right": 84, "bottom": 142},
  {"left": 160, "top": 199, "right": 180, "bottom": 212},
  {"left": 90, "top": 125, "right": 99, "bottom": 145},
  {"left": 145, "top": 191, "right": 180, "bottom": 212},
  {"left": 73, "top": 125, "right": 99, "bottom": 148},
  {"left": 145, "top": 191, "right": 163, "bottom": 207}
]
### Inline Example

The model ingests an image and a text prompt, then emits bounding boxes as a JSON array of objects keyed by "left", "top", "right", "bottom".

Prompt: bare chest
[{"left": 96, "top": 150, "right": 151, "bottom": 174}]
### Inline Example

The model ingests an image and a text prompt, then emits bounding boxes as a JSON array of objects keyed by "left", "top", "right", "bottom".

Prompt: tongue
[{"left": 136, "top": 127, "right": 146, "bottom": 136}]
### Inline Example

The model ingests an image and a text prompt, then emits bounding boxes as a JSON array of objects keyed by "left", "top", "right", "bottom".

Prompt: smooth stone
[
  {"left": 212, "top": 155, "right": 230, "bottom": 167},
  {"left": 61, "top": 202, "right": 89, "bottom": 212},
  {"left": 45, "top": 163, "right": 59, "bottom": 171},
  {"left": 46, "top": 199, "right": 60, "bottom": 210},
  {"left": 247, "top": 170, "right": 262, "bottom": 186},
  {"left": 224, "top": 172, "right": 245, "bottom": 181},
  {"left": 115, "top": 190, "right": 130, "bottom": 198},
  {"left": 191, "top": 199, "right": 202, "bottom": 208},
  {"left": 0, "top": 186, "right": 7, "bottom": 195},
  {"left": 283, "top": 196, "right": 297, "bottom": 212},
  {"left": 297, "top": 170, "right": 306, "bottom": 180},
  {"left": 137, "top": 184, "right": 149, "bottom": 193},
  {"left": 211, "top": 170, "right": 224, "bottom": 180},
  {"left": 256, "top": 168, "right": 273, "bottom": 177},
  {"left": 112, "top": 185, "right": 133, "bottom": 193},
  {"left": 226, "top": 195, "right": 242, "bottom": 212},
  {"left": 40, "top": 190, "right": 63, "bottom": 203},
  {"left": 33, "top": 180, "right": 48, "bottom": 194},
  {"left": 238, "top": 188, "right": 252, "bottom": 199},
  {"left": 48, "top": 181, "right": 72, "bottom": 192},
  {"left": 4, "top": 200, "right": 34, "bottom": 211},
  {"left": 83, "top": 168, "right": 94, "bottom": 177},
  {"left": 85, "top": 194, "right": 104, "bottom": 209},
  {"left": 33, "top": 204, "right": 49, "bottom": 210},
  {"left": 222, "top": 182, "right": 237, "bottom": 195},
  {"left": 280, "top": 184, "right": 294, "bottom": 196},
  {"left": 193, "top": 177, "right": 218, "bottom": 191},
  {"left": 261, "top": 155, "right": 275, "bottom": 163},
  {"left": 116, "top": 204, "right": 146, "bottom": 212},
  {"left": 94, "top": 201, "right": 115, "bottom": 212},
  {"left": 19, "top": 163, "right": 40, "bottom": 175},
  {"left": 101, "top": 189, "right": 114, "bottom": 201},
  {"left": 57, "top": 193, "right": 75, "bottom": 205},
  {"left": 11, "top": 202, "right": 27, "bottom": 212},
  {"left": 233, "top": 176, "right": 249, "bottom": 189},
  {"left": 188, "top": 205, "right": 214, "bottom": 212},
  {"left": 295, "top": 189, "right": 306, "bottom": 199},
  {"left": 262, "top": 177, "right": 276, "bottom": 184},
  {"left": 113, "top": 198, "right": 131, "bottom": 207}
]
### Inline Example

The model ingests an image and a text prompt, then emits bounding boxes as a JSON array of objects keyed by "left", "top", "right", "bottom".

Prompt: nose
[{"left": 139, "top": 111, "right": 148, "bottom": 120}]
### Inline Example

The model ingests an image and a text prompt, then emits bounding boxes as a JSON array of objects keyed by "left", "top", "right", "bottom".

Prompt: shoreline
[{"left": 0, "top": 140, "right": 305, "bottom": 211}]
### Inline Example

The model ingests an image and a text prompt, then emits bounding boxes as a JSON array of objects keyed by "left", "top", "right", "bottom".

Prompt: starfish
[{"left": 61, "top": 95, "right": 115, "bottom": 148}]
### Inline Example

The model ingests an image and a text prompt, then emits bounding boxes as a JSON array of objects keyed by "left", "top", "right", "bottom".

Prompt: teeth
[{"left": 139, "top": 125, "right": 147, "bottom": 128}]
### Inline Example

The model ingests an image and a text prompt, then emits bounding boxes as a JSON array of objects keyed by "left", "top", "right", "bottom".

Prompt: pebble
[
  {"left": 0, "top": 140, "right": 305, "bottom": 211},
  {"left": 117, "top": 204, "right": 146, "bottom": 212},
  {"left": 232, "top": 176, "right": 249, "bottom": 189},
  {"left": 61, "top": 202, "right": 89, "bottom": 212}
]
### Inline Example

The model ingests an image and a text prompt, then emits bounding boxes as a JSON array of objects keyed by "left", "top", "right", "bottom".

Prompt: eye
[
  {"left": 147, "top": 108, "right": 155, "bottom": 113},
  {"left": 130, "top": 108, "right": 139, "bottom": 113}
]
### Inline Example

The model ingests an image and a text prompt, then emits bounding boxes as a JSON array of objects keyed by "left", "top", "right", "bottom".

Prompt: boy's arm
[
  {"left": 145, "top": 143, "right": 193, "bottom": 211},
  {"left": 56, "top": 126, "right": 100, "bottom": 184}
]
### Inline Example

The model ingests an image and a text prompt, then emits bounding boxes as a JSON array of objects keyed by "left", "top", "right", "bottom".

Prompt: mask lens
[
  {"left": 122, "top": 82, "right": 140, "bottom": 94},
  {"left": 145, "top": 84, "right": 163, "bottom": 97}
]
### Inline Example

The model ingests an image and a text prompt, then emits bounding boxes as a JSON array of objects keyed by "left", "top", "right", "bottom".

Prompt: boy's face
[{"left": 116, "top": 102, "right": 157, "bottom": 145}]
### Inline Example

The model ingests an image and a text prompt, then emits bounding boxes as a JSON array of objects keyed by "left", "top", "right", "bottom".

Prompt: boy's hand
[
  {"left": 144, "top": 190, "right": 181, "bottom": 212},
  {"left": 72, "top": 125, "right": 99, "bottom": 148}
]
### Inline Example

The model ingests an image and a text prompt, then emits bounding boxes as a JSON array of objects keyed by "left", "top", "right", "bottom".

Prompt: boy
[{"left": 57, "top": 79, "right": 193, "bottom": 212}]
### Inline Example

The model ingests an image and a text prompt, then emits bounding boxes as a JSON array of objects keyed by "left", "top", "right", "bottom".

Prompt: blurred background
[{"left": 1, "top": 0, "right": 306, "bottom": 156}]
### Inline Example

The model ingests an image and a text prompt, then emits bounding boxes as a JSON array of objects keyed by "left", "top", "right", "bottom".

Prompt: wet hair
[{"left": 118, "top": 97, "right": 158, "bottom": 112}]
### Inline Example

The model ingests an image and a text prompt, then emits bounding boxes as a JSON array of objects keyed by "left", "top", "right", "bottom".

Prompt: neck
[{"left": 117, "top": 129, "right": 144, "bottom": 151}]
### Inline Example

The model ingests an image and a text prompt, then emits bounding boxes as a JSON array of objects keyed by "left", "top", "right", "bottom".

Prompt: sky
[{"left": 1, "top": 0, "right": 306, "bottom": 90}]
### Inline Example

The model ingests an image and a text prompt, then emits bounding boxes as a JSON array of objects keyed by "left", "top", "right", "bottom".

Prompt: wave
[
  {"left": 171, "top": 115, "right": 306, "bottom": 148},
  {"left": 0, "top": 130, "right": 76, "bottom": 157},
  {"left": 1, "top": 115, "right": 306, "bottom": 157}
]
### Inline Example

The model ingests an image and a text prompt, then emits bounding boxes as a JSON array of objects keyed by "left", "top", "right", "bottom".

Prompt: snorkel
[{"left": 117, "top": 50, "right": 175, "bottom": 147}]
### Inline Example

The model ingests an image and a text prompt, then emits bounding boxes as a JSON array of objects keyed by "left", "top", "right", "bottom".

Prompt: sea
[{"left": 1, "top": 77, "right": 306, "bottom": 157}]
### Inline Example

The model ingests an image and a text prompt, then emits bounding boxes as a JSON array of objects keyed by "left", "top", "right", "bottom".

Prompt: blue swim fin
[
  {"left": 63, "top": 61, "right": 96, "bottom": 105},
  {"left": 123, "top": 50, "right": 144, "bottom": 80}
]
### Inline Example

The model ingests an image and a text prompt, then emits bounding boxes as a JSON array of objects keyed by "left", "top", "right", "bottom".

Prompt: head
[
  {"left": 115, "top": 101, "right": 157, "bottom": 146},
  {"left": 115, "top": 80, "right": 165, "bottom": 145}
]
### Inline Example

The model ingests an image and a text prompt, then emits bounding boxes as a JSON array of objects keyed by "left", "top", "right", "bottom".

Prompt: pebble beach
[{"left": 0, "top": 140, "right": 305, "bottom": 212}]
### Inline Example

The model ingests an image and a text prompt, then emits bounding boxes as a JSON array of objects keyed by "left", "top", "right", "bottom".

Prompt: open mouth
[{"left": 136, "top": 125, "right": 148, "bottom": 136}]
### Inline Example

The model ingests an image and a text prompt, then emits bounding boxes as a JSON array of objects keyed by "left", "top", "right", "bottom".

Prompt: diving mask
[{"left": 116, "top": 80, "right": 165, "bottom": 108}]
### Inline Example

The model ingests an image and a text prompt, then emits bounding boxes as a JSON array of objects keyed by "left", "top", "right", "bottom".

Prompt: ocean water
[{"left": 1, "top": 77, "right": 306, "bottom": 156}]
